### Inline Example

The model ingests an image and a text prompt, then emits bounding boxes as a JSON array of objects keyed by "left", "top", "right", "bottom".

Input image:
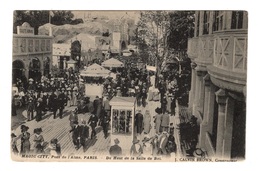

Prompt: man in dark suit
[
  {"left": 88, "top": 113, "right": 98, "bottom": 139},
  {"left": 80, "top": 120, "right": 89, "bottom": 152},
  {"left": 69, "top": 121, "right": 81, "bottom": 150},
  {"left": 135, "top": 110, "right": 143, "bottom": 134},
  {"left": 49, "top": 91, "right": 58, "bottom": 119},
  {"left": 100, "top": 113, "right": 110, "bottom": 139},
  {"left": 57, "top": 89, "right": 67, "bottom": 119},
  {"left": 109, "top": 138, "right": 122, "bottom": 156}
]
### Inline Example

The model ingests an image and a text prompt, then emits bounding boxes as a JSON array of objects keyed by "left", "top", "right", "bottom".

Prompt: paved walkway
[{"left": 11, "top": 98, "right": 186, "bottom": 158}]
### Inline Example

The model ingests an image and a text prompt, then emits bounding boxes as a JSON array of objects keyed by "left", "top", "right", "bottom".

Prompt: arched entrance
[
  {"left": 12, "top": 60, "right": 25, "bottom": 83},
  {"left": 71, "top": 40, "right": 81, "bottom": 69},
  {"left": 29, "top": 57, "right": 41, "bottom": 82},
  {"left": 43, "top": 57, "right": 50, "bottom": 77},
  {"left": 121, "top": 41, "right": 126, "bottom": 50}
]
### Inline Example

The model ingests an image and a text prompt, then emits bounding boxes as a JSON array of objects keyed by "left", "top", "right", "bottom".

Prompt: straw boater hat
[
  {"left": 193, "top": 148, "right": 205, "bottom": 158},
  {"left": 114, "top": 138, "right": 120, "bottom": 145}
]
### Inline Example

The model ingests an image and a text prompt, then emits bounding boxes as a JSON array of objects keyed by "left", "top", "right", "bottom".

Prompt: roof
[
  {"left": 80, "top": 63, "right": 110, "bottom": 77},
  {"left": 109, "top": 96, "right": 136, "bottom": 107},
  {"left": 101, "top": 58, "right": 124, "bottom": 68}
]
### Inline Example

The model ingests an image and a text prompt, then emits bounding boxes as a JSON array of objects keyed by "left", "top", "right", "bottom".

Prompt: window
[
  {"left": 112, "top": 109, "right": 132, "bottom": 135},
  {"left": 28, "top": 39, "right": 33, "bottom": 52},
  {"left": 213, "top": 11, "right": 225, "bottom": 31},
  {"left": 41, "top": 39, "right": 45, "bottom": 51},
  {"left": 203, "top": 11, "right": 210, "bottom": 34},
  {"left": 231, "top": 11, "right": 243, "bottom": 29},
  {"left": 13, "top": 38, "right": 18, "bottom": 53},
  {"left": 20, "top": 39, "right": 26, "bottom": 52},
  {"left": 196, "top": 12, "right": 200, "bottom": 37},
  {"left": 46, "top": 40, "right": 51, "bottom": 51},
  {"left": 35, "top": 40, "right": 39, "bottom": 52}
]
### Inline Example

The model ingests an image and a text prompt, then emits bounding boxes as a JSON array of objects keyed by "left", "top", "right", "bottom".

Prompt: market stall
[
  {"left": 101, "top": 58, "right": 124, "bottom": 70},
  {"left": 80, "top": 63, "right": 111, "bottom": 99},
  {"left": 109, "top": 96, "right": 136, "bottom": 155}
]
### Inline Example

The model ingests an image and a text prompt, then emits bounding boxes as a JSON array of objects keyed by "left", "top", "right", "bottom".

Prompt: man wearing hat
[
  {"left": 57, "top": 89, "right": 67, "bottom": 119},
  {"left": 69, "top": 109, "right": 78, "bottom": 129},
  {"left": 100, "top": 113, "right": 110, "bottom": 139},
  {"left": 35, "top": 98, "right": 43, "bottom": 122},
  {"left": 109, "top": 138, "right": 122, "bottom": 156},
  {"left": 135, "top": 109, "right": 143, "bottom": 135},
  {"left": 88, "top": 113, "right": 98, "bottom": 139},
  {"left": 49, "top": 90, "right": 58, "bottom": 119},
  {"left": 69, "top": 121, "right": 81, "bottom": 150},
  {"left": 27, "top": 96, "right": 35, "bottom": 121},
  {"left": 80, "top": 119, "right": 89, "bottom": 152}
]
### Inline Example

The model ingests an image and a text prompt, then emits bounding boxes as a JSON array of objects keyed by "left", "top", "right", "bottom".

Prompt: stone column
[
  {"left": 40, "top": 55, "right": 44, "bottom": 76},
  {"left": 193, "top": 67, "right": 206, "bottom": 118},
  {"left": 189, "top": 62, "right": 197, "bottom": 111},
  {"left": 223, "top": 95, "right": 235, "bottom": 159},
  {"left": 199, "top": 11, "right": 204, "bottom": 36},
  {"left": 215, "top": 89, "right": 228, "bottom": 157},
  {"left": 198, "top": 74, "right": 216, "bottom": 148}
]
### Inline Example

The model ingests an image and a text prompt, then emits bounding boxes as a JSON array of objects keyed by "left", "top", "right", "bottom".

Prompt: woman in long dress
[
  {"left": 154, "top": 108, "right": 162, "bottom": 134},
  {"left": 143, "top": 110, "right": 151, "bottom": 134},
  {"left": 19, "top": 125, "right": 31, "bottom": 154}
]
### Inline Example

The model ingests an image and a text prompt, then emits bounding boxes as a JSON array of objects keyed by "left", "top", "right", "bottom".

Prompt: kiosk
[{"left": 109, "top": 96, "right": 136, "bottom": 155}]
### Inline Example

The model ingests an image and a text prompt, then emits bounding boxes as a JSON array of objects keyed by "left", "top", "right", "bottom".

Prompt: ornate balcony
[
  {"left": 213, "top": 29, "right": 247, "bottom": 73},
  {"left": 187, "top": 29, "right": 247, "bottom": 93}
]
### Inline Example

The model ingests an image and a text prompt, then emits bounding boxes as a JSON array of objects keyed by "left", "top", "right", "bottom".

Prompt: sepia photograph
[{"left": 9, "top": 9, "right": 248, "bottom": 162}]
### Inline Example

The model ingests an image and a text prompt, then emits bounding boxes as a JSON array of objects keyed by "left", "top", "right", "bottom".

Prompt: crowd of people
[{"left": 11, "top": 59, "right": 194, "bottom": 158}]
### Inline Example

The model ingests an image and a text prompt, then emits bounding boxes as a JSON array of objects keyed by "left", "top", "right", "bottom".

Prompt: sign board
[{"left": 17, "top": 22, "right": 34, "bottom": 35}]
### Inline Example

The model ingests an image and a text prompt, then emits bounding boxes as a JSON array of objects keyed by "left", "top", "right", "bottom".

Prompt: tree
[
  {"left": 136, "top": 11, "right": 171, "bottom": 74},
  {"left": 136, "top": 11, "right": 195, "bottom": 86},
  {"left": 167, "top": 11, "right": 195, "bottom": 52}
]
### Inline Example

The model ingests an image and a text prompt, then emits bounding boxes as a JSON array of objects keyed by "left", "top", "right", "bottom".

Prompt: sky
[{"left": 72, "top": 10, "right": 140, "bottom": 23}]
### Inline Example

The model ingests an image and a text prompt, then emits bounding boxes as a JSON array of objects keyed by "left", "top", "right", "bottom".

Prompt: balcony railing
[
  {"left": 187, "top": 37, "right": 198, "bottom": 58},
  {"left": 213, "top": 30, "right": 247, "bottom": 73},
  {"left": 187, "top": 29, "right": 247, "bottom": 73}
]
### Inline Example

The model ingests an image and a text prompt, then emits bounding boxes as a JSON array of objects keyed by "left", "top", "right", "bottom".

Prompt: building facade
[
  {"left": 187, "top": 11, "right": 247, "bottom": 159},
  {"left": 13, "top": 22, "right": 53, "bottom": 83}
]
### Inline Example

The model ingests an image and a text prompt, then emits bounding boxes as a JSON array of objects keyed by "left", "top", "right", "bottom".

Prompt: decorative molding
[{"left": 215, "top": 89, "right": 227, "bottom": 105}]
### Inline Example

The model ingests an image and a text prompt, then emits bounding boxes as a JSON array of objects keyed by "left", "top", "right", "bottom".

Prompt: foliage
[{"left": 136, "top": 11, "right": 195, "bottom": 67}]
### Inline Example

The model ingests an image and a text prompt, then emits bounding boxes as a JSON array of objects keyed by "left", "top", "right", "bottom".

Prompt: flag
[
  {"left": 49, "top": 11, "right": 54, "bottom": 24},
  {"left": 49, "top": 10, "right": 54, "bottom": 17}
]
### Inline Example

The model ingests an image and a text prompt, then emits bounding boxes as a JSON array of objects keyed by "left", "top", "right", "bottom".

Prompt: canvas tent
[
  {"left": 101, "top": 58, "right": 124, "bottom": 68},
  {"left": 80, "top": 63, "right": 110, "bottom": 77}
]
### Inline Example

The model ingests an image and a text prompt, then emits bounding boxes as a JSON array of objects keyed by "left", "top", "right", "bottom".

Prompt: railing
[
  {"left": 188, "top": 29, "right": 247, "bottom": 73},
  {"left": 13, "top": 36, "right": 52, "bottom": 55},
  {"left": 187, "top": 37, "right": 198, "bottom": 58},
  {"left": 213, "top": 30, "right": 247, "bottom": 73}
]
